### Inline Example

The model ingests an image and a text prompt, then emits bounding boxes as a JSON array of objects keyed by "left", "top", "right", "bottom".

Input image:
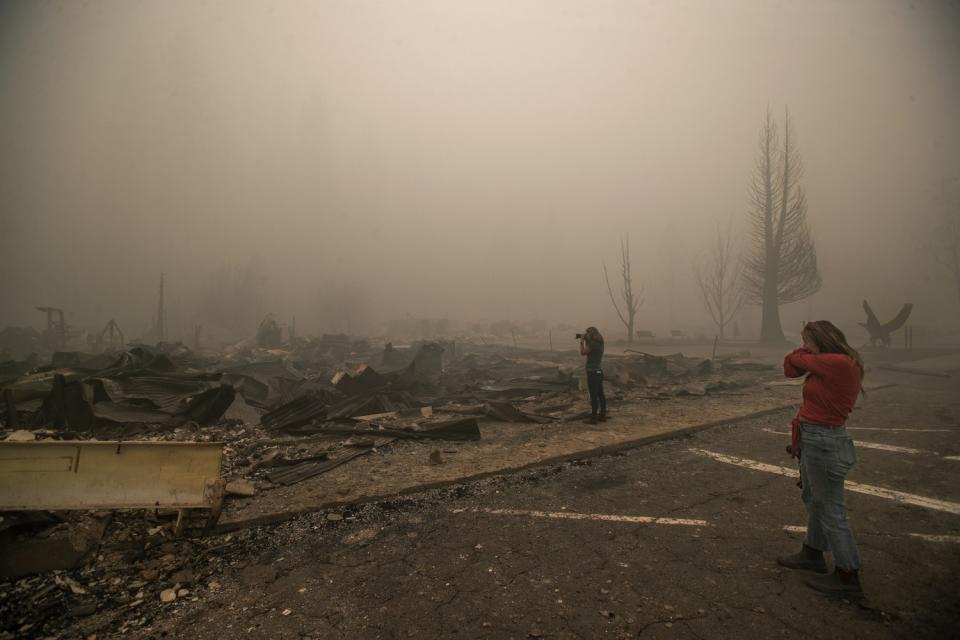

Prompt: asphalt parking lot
[{"left": 102, "top": 373, "right": 960, "bottom": 639}]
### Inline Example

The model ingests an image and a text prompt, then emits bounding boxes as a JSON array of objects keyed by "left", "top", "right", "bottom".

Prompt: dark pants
[{"left": 587, "top": 369, "right": 606, "bottom": 416}]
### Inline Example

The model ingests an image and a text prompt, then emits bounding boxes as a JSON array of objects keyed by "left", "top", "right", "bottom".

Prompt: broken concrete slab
[
  {"left": 4, "top": 430, "right": 35, "bottom": 442},
  {"left": 225, "top": 480, "right": 256, "bottom": 497},
  {"left": 0, "top": 514, "right": 109, "bottom": 579},
  {"left": 222, "top": 392, "right": 261, "bottom": 425}
]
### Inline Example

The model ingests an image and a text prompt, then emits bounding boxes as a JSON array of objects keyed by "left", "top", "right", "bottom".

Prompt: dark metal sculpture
[{"left": 859, "top": 300, "right": 913, "bottom": 347}]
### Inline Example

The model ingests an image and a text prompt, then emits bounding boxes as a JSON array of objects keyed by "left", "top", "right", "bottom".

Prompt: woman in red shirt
[{"left": 777, "top": 321, "right": 865, "bottom": 596}]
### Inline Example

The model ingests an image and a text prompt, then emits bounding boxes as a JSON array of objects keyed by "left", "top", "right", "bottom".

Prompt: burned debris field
[
  {"left": 2, "top": 1, "right": 960, "bottom": 639},
  {"left": 2, "top": 333, "right": 960, "bottom": 639}
]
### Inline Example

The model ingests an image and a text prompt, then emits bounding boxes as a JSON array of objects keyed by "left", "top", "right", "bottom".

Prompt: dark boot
[
  {"left": 805, "top": 568, "right": 863, "bottom": 596},
  {"left": 585, "top": 414, "right": 598, "bottom": 425},
  {"left": 598, "top": 410, "right": 608, "bottom": 422},
  {"left": 777, "top": 543, "right": 827, "bottom": 573}
]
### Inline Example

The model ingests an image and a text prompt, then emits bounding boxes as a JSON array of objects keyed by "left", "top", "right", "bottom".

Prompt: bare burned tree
[
  {"left": 695, "top": 222, "right": 744, "bottom": 340},
  {"left": 603, "top": 236, "right": 643, "bottom": 343},
  {"left": 742, "top": 108, "right": 821, "bottom": 344}
]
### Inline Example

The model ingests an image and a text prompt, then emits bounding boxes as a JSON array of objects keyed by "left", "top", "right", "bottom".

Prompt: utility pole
[{"left": 157, "top": 273, "right": 166, "bottom": 343}]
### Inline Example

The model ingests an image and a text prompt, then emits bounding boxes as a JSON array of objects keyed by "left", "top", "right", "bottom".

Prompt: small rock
[
  {"left": 171, "top": 569, "right": 195, "bottom": 585},
  {"left": 282, "top": 609, "right": 292, "bottom": 616},
  {"left": 600, "top": 610, "right": 615, "bottom": 618},
  {"left": 141, "top": 569, "right": 160, "bottom": 581},
  {"left": 239, "top": 564, "right": 278, "bottom": 585},
  {"left": 159, "top": 589, "right": 177, "bottom": 603},
  {"left": 428, "top": 450, "right": 443, "bottom": 465},
  {"left": 207, "top": 580, "right": 222, "bottom": 592},
  {"left": 56, "top": 575, "right": 88, "bottom": 595},
  {"left": 177, "top": 589, "right": 190, "bottom": 598},
  {"left": 326, "top": 513, "right": 343, "bottom": 522},
  {"left": 225, "top": 480, "right": 256, "bottom": 497},
  {"left": 66, "top": 602, "right": 98, "bottom": 617}
]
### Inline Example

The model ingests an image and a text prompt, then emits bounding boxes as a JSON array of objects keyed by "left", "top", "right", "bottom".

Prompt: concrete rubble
[{"left": 0, "top": 331, "right": 781, "bottom": 638}]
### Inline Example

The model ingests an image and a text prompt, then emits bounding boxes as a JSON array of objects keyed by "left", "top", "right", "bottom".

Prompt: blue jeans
[{"left": 800, "top": 423, "right": 861, "bottom": 571}]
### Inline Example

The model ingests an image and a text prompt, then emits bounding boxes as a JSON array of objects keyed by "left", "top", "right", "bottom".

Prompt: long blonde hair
[{"left": 802, "top": 320, "right": 865, "bottom": 382}]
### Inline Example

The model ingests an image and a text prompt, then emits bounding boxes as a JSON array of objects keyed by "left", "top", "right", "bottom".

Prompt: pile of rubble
[
  {"left": 0, "top": 336, "right": 775, "bottom": 638},
  {"left": 1, "top": 339, "right": 772, "bottom": 495},
  {"left": 0, "top": 508, "right": 293, "bottom": 639}
]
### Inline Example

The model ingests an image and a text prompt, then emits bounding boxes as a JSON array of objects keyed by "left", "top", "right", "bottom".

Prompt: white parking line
[
  {"left": 451, "top": 509, "right": 960, "bottom": 543},
  {"left": 451, "top": 507, "right": 709, "bottom": 527},
  {"left": 909, "top": 533, "right": 960, "bottom": 543},
  {"left": 849, "top": 442, "right": 931, "bottom": 455},
  {"left": 760, "top": 428, "right": 939, "bottom": 456},
  {"left": 782, "top": 525, "right": 960, "bottom": 544},
  {"left": 689, "top": 448, "right": 960, "bottom": 515}
]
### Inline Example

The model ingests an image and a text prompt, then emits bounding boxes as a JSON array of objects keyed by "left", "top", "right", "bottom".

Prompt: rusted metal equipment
[
  {"left": 0, "top": 440, "right": 225, "bottom": 535},
  {"left": 97, "top": 318, "right": 125, "bottom": 352},
  {"left": 34, "top": 306, "right": 67, "bottom": 351}
]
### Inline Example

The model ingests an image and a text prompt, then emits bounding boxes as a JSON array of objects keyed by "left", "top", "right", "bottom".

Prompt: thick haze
[{"left": 2, "top": 0, "right": 959, "bottom": 343}]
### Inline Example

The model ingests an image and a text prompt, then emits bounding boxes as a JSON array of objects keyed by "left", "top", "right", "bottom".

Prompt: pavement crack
[
  {"left": 637, "top": 612, "right": 708, "bottom": 636},
  {"left": 662, "top": 475, "right": 781, "bottom": 517}
]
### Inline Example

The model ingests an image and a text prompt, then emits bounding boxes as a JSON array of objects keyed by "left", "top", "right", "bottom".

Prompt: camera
[{"left": 575, "top": 333, "right": 585, "bottom": 339}]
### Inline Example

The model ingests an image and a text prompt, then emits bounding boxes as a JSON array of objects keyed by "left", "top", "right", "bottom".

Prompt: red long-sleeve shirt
[{"left": 783, "top": 348, "right": 862, "bottom": 455}]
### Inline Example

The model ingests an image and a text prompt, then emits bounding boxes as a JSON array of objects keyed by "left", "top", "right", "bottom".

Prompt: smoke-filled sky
[{"left": 2, "top": 0, "right": 959, "bottom": 342}]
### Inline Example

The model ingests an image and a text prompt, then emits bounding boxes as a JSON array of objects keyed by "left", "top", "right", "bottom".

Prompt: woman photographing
[{"left": 579, "top": 326, "right": 607, "bottom": 424}]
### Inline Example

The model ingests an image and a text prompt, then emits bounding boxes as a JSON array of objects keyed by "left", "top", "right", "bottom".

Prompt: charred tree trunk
[
  {"left": 760, "top": 267, "right": 785, "bottom": 344},
  {"left": 603, "top": 236, "right": 643, "bottom": 343},
  {"left": 694, "top": 222, "right": 744, "bottom": 341},
  {"left": 742, "top": 108, "right": 821, "bottom": 345}
]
